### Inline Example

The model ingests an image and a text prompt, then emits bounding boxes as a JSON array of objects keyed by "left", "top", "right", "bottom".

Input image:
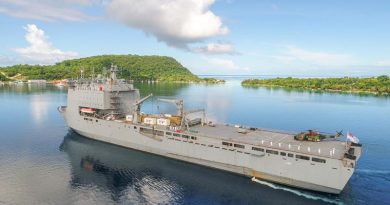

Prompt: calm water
[{"left": 0, "top": 79, "right": 389, "bottom": 205}]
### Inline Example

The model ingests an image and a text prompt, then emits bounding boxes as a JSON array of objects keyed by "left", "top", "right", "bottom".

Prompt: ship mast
[{"left": 109, "top": 64, "right": 118, "bottom": 84}]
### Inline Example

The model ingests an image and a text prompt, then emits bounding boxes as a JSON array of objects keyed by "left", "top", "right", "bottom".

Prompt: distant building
[{"left": 27, "top": 80, "right": 47, "bottom": 84}]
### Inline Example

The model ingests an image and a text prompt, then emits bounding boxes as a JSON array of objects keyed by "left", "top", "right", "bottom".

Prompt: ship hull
[
  {"left": 71, "top": 126, "right": 344, "bottom": 194},
  {"left": 60, "top": 103, "right": 352, "bottom": 195},
  {"left": 58, "top": 66, "right": 359, "bottom": 195}
]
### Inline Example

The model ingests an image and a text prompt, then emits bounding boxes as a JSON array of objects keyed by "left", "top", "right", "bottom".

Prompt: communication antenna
[
  {"left": 92, "top": 67, "right": 95, "bottom": 80},
  {"left": 102, "top": 67, "right": 107, "bottom": 78}
]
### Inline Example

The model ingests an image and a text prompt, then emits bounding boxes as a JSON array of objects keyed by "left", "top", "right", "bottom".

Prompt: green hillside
[
  {"left": 0, "top": 55, "right": 209, "bottom": 82},
  {"left": 242, "top": 76, "right": 390, "bottom": 96},
  {"left": 0, "top": 73, "right": 8, "bottom": 81}
]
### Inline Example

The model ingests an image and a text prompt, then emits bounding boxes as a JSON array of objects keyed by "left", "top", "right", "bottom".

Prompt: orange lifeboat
[{"left": 80, "top": 108, "right": 96, "bottom": 114}]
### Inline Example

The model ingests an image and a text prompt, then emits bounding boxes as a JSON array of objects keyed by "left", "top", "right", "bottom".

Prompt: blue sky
[{"left": 0, "top": 0, "right": 389, "bottom": 76}]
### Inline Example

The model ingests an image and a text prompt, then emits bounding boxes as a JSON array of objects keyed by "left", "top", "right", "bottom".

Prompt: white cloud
[
  {"left": 106, "top": 0, "right": 229, "bottom": 48},
  {"left": 193, "top": 42, "right": 237, "bottom": 55},
  {"left": 13, "top": 24, "right": 78, "bottom": 64},
  {"left": 375, "top": 60, "right": 390, "bottom": 67},
  {"left": 0, "top": 0, "right": 231, "bottom": 52},
  {"left": 282, "top": 46, "right": 356, "bottom": 66},
  {"left": 208, "top": 58, "right": 237, "bottom": 69},
  {"left": 206, "top": 58, "right": 250, "bottom": 72},
  {"left": 0, "top": 0, "right": 97, "bottom": 21}
]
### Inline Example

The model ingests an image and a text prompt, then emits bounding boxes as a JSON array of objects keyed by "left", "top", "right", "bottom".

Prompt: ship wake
[
  {"left": 251, "top": 177, "right": 344, "bottom": 205},
  {"left": 355, "top": 169, "right": 390, "bottom": 175}
]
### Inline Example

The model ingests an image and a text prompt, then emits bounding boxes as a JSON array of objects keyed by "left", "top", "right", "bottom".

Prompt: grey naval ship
[{"left": 59, "top": 65, "right": 362, "bottom": 194}]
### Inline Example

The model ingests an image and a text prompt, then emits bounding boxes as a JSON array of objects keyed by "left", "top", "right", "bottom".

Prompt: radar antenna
[
  {"left": 91, "top": 67, "right": 95, "bottom": 80},
  {"left": 80, "top": 69, "right": 84, "bottom": 79},
  {"left": 110, "top": 64, "right": 118, "bottom": 81}
]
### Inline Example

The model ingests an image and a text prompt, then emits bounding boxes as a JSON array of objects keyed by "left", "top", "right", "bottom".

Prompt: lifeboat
[
  {"left": 56, "top": 82, "right": 65, "bottom": 87},
  {"left": 80, "top": 108, "right": 96, "bottom": 114}
]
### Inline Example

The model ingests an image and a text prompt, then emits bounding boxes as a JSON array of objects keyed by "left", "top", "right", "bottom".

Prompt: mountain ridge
[{"left": 0, "top": 55, "right": 220, "bottom": 82}]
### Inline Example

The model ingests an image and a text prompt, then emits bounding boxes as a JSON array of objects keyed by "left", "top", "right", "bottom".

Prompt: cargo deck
[{"left": 188, "top": 124, "right": 347, "bottom": 159}]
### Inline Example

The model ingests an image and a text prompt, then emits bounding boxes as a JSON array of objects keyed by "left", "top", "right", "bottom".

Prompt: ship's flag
[{"left": 347, "top": 132, "right": 359, "bottom": 143}]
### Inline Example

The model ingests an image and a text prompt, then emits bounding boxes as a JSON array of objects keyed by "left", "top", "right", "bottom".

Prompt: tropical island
[
  {"left": 0, "top": 72, "right": 8, "bottom": 81},
  {"left": 242, "top": 76, "right": 390, "bottom": 96},
  {"left": 0, "top": 55, "right": 223, "bottom": 83}
]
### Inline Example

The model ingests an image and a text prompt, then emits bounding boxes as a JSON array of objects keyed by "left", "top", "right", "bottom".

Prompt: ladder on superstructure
[{"left": 109, "top": 91, "right": 122, "bottom": 115}]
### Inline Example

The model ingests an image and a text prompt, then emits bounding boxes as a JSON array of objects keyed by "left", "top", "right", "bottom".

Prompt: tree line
[
  {"left": 242, "top": 76, "right": 390, "bottom": 95},
  {"left": 0, "top": 73, "right": 8, "bottom": 81},
  {"left": 0, "top": 55, "right": 216, "bottom": 82}
]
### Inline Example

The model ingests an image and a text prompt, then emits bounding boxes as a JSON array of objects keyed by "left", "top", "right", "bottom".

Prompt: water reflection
[
  {"left": 0, "top": 84, "right": 66, "bottom": 94},
  {"left": 30, "top": 94, "right": 50, "bottom": 124},
  {"left": 60, "top": 131, "right": 332, "bottom": 205},
  {"left": 242, "top": 86, "right": 390, "bottom": 99},
  {"left": 60, "top": 131, "right": 184, "bottom": 204}
]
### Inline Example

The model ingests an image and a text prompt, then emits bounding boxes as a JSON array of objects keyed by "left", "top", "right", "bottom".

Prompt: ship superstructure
[{"left": 59, "top": 65, "right": 362, "bottom": 194}]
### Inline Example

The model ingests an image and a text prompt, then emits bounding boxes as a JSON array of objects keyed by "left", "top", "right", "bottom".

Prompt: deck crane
[
  {"left": 133, "top": 93, "right": 153, "bottom": 123},
  {"left": 157, "top": 98, "right": 184, "bottom": 117},
  {"left": 158, "top": 98, "right": 206, "bottom": 128}
]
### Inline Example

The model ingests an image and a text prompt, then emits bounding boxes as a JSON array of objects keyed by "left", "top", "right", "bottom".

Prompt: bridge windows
[
  {"left": 173, "top": 133, "right": 180, "bottom": 137},
  {"left": 266, "top": 150, "right": 279, "bottom": 155},
  {"left": 252, "top": 147, "right": 264, "bottom": 152},
  {"left": 312, "top": 157, "right": 326, "bottom": 163},
  {"left": 222, "top": 142, "right": 233, "bottom": 146},
  {"left": 140, "top": 127, "right": 153, "bottom": 135},
  {"left": 288, "top": 153, "right": 294, "bottom": 158},
  {"left": 155, "top": 130, "right": 164, "bottom": 136},
  {"left": 296, "top": 155, "right": 310, "bottom": 160},
  {"left": 140, "top": 128, "right": 163, "bottom": 136},
  {"left": 280, "top": 152, "right": 286, "bottom": 156},
  {"left": 234, "top": 144, "right": 245, "bottom": 149},
  {"left": 83, "top": 117, "right": 93, "bottom": 121}
]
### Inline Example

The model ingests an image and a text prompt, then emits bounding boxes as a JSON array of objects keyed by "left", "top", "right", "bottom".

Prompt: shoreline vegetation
[
  {"left": 242, "top": 76, "right": 390, "bottom": 96},
  {"left": 0, "top": 55, "right": 224, "bottom": 84}
]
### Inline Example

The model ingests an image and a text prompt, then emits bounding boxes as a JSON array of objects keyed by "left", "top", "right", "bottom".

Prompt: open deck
[{"left": 188, "top": 124, "right": 347, "bottom": 160}]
